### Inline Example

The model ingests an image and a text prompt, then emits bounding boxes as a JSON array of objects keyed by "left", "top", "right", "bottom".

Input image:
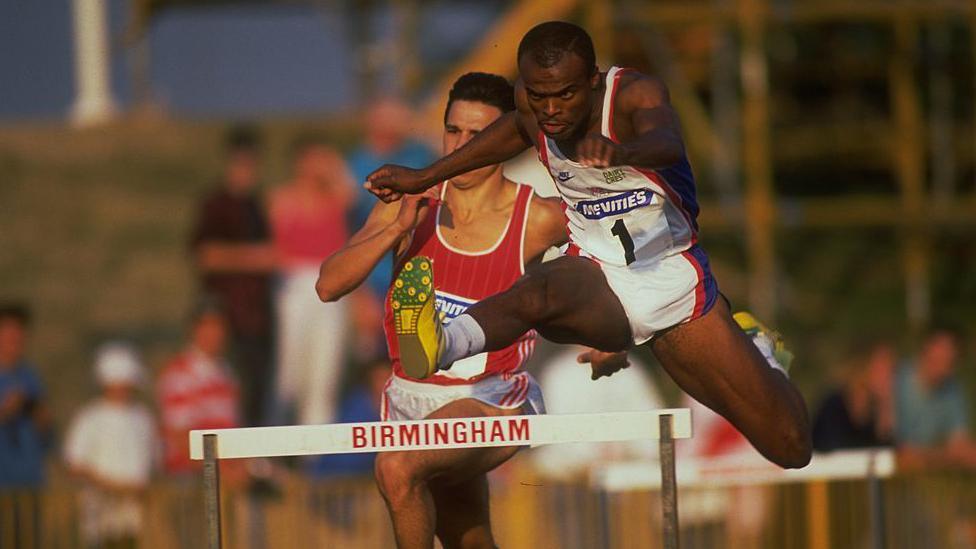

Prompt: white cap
[{"left": 94, "top": 343, "right": 144, "bottom": 387}]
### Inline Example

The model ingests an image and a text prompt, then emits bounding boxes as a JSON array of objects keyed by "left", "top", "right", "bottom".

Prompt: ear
[{"left": 590, "top": 68, "right": 600, "bottom": 89}]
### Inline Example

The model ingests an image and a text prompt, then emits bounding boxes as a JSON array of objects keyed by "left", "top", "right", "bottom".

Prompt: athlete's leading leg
[
  {"left": 374, "top": 399, "right": 523, "bottom": 549},
  {"left": 393, "top": 256, "right": 631, "bottom": 378},
  {"left": 649, "top": 298, "right": 812, "bottom": 468},
  {"left": 464, "top": 256, "right": 631, "bottom": 354}
]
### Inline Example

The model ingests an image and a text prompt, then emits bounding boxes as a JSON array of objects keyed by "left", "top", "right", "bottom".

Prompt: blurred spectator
[
  {"left": 0, "top": 303, "right": 50, "bottom": 548},
  {"left": 0, "top": 303, "right": 51, "bottom": 488},
  {"left": 346, "top": 98, "right": 435, "bottom": 306},
  {"left": 895, "top": 325, "right": 976, "bottom": 470},
  {"left": 812, "top": 340, "right": 896, "bottom": 451},
  {"left": 306, "top": 358, "right": 389, "bottom": 479},
  {"left": 64, "top": 343, "right": 157, "bottom": 549},
  {"left": 529, "top": 346, "right": 664, "bottom": 479},
  {"left": 269, "top": 136, "right": 354, "bottom": 426},
  {"left": 189, "top": 125, "right": 276, "bottom": 427},
  {"left": 157, "top": 300, "right": 242, "bottom": 477}
]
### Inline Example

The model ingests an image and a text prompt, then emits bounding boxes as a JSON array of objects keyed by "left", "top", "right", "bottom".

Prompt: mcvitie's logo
[{"left": 575, "top": 189, "right": 654, "bottom": 220}]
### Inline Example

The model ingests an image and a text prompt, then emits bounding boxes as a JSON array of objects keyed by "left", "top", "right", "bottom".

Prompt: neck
[{"left": 443, "top": 169, "right": 509, "bottom": 222}]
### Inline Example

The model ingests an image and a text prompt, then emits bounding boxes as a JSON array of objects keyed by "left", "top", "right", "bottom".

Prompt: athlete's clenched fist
[
  {"left": 575, "top": 134, "right": 623, "bottom": 169},
  {"left": 365, "top": 164, "right": 433, "bottom": 203}
]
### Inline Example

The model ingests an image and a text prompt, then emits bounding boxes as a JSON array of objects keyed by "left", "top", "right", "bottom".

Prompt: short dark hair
[
  {"left": 225, "top": 124, "right": 261, "bottom": 153},
  {"left": 0, "top": 302, "right": 31, "bottom": 328},
  {"left": 517, "top": 21, "right": 596, "bottom": 75},
  {"left": 444, "top": 72, "right": 516, "bottom": 124}
]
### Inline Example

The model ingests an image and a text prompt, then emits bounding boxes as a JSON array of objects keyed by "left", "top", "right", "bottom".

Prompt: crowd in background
[{"left": 1, "top": 97, "right": 974, "bottom": 546}]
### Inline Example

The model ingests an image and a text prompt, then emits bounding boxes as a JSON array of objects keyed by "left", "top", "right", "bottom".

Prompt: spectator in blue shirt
[
  {"left": 0, "top": 303, "right": 51, "bottom": 489},
  {"left": 895, "top": 325, "right": 976, "bottom": 470},
  {"left": 346, "top": 98, "right": 435, "bottom": 298}
]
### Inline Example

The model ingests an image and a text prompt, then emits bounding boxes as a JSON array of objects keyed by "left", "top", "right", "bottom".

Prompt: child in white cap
[{"left": 63, "top": 343, "right": 158, "bottom": 549}]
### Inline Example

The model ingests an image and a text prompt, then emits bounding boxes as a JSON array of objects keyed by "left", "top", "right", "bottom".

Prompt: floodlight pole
[
  {"left": 204, "top": 434, "right": 222, "bottom": 549},
  {"left": 660, "top": 414, "right": 680, "bottom": 549}
]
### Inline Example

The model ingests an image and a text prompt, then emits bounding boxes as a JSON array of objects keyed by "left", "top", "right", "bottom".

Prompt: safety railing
[{"left": 2, "top": 456, "right": 975, "bottom": 548}]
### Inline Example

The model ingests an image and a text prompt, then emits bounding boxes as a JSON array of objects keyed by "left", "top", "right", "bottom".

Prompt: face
[
  {"left": 295, "top": 145, "right": 342, "bottom": 187},
  {"left": 225, "top": 150, "right": 258, "bottom": 194},
  {"left": 104, "top": 383, "right": 135, "bottom": 403},
  {"left": 921, "top": 333, "right": 959, "bottom": 386},
  {"left": 519, "top": 53, "right": 599, "bottom": 140},
  {"left": 0, "top": 319, "right": 26, "bottom": 366},
  {"left": 865, "top": 344, "right": 895, "bottom": 398},
  {"left": 443, "top": 100, "right": 504, "bottom": 188},
  {"left": 192, "top": 312, "right": 227, "bottom": 358}
]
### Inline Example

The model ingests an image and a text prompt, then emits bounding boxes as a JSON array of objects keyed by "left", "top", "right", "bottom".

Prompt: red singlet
[{"left": 384, "top": 183, "right": 536, "bottom": 385}]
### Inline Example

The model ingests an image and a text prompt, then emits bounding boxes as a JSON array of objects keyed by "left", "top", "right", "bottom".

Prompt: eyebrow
[{"left": 524, "top": 84, "right": 576, "bottom": 98}]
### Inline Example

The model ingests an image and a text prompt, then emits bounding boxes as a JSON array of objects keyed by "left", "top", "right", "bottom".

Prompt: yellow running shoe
[
  {"left": 391, "top": 256, "right": 441, "bottom": 379},
  {"left": 733, "top": 311, "right": 795, "bottom": 373}
]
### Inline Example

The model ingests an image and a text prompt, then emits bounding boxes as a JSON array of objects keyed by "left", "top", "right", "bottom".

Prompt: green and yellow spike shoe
[
  {"left": 733, "top": 311, "right": 795, "bottom": 373},
  {"left": 391, "top": 256, "right": 441, "bottom": 379}
]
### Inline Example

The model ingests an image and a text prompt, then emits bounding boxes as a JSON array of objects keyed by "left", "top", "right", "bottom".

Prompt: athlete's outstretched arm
[
  {"left": 315, "top": 195, "right": 430, "bottom": 302},
  {"left": 576, "top": 76, "right": 686, "bottom": 170},
  {"left": 366, "top": 111, "right": 532, "bottom": 202}
]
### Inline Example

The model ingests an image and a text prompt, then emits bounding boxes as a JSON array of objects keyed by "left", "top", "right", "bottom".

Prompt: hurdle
[{"left": 190, "top": 408, "right": 692, "bottom": 549}]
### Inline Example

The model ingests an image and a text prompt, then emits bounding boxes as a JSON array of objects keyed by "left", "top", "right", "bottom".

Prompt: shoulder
[
  {"left": 523, "top": 194, "right": 567, "bottom": 251},
  {"left": 614, "top": 71, "right": 671, "bottom": 110},
  {"left": 527, "top": 194, "right": 564, "bottom": 231}
]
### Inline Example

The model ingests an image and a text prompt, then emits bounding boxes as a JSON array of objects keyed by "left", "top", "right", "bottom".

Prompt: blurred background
[{"left": 1, "top": 0, "right": 975, "bottom": 547}]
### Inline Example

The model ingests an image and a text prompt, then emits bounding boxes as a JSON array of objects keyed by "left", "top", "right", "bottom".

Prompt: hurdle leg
[
  {"left": 204, "top": 434, "right": 223, "bottom": 549},
  {"left": 659, "top": 414, "right": 680, "bottom": 549}
]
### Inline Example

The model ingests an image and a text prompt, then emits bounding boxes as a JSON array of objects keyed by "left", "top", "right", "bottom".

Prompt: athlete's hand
[
  {"left": 365, "top": 164, "right": 432, "bottom": 203},
  {"left": 576, "top": 134, "right": 623, "bottom": 169},
  {"left": 391, "top": 187, "right": 438, "bottom": 234},
  {"left": 577, "top": 349, "right": 630, "bottom": 380}
]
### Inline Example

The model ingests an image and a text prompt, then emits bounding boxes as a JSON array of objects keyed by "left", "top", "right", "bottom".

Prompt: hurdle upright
[{"left": 190, "top": 408, "right": 693, "bottom": 548}]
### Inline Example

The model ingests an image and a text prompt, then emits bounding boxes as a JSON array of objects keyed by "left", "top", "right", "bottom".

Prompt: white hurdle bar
[{"left": 190, "top": 408, "right": 693, "bottom": 549}]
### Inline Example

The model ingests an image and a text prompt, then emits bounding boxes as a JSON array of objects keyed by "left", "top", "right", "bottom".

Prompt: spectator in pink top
[{"left": 269, "top": 136, "right": 355, "bottom": 426}]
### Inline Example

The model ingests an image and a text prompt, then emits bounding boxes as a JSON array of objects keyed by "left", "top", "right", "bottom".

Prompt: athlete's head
[
  {"left": 443, "top": 72, "right": 515, "bottom": 189},
  {"left": 517, "top": 21, "right": 599, "bottom": 140}
]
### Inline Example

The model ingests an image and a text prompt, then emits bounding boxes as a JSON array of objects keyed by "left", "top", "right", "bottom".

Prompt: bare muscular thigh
[{"left": 468, "top": 256, "right": 633, "bottom": 353}]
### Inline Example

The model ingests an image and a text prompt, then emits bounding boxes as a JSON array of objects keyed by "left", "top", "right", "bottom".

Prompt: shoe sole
[{"left": 391, "top": 256, "right": 438, "bottom": 379}]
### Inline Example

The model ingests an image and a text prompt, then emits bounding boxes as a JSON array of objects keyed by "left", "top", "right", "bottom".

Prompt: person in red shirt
[
  {"left": 317, "top": 73, "right": 624, "bottom": 549},
  {"left": 157, "top": 300, "right": 241, "bottom": 476}
]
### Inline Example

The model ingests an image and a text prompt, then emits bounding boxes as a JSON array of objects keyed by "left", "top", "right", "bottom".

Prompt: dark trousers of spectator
[{"left": 232, "top": 332, "right": 274, "bottom": 427}]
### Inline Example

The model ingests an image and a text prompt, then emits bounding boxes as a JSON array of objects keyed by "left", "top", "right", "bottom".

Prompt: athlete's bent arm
[
  {"left": 366, "top": 111, "right": 532, "bottom": 202},
  {"left": 315, "top": 196, "right": 428, "bottom": 302},
  {"left": 576, "top": 76, "right": 686, "bottom": 170}
]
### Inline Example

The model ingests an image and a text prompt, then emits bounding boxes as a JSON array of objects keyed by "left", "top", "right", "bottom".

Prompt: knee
[
  {"left": 514, "top": 266, "right": 572, "bottom": 324},
  {"left": 374, "top": 452, "right": 423, "bottom": 506}
]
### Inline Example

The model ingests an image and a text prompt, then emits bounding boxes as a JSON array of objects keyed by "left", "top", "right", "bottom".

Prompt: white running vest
[{"left": 538, "top": 66, "right": 700, "bottom": 267}]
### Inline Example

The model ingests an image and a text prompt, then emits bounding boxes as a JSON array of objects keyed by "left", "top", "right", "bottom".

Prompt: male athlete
[
  {"left": 367, "top": 21, "right": 813, "bottom": 469},
  {"left": 317, "top": 73, "right": 619, "bottom": 549}
]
